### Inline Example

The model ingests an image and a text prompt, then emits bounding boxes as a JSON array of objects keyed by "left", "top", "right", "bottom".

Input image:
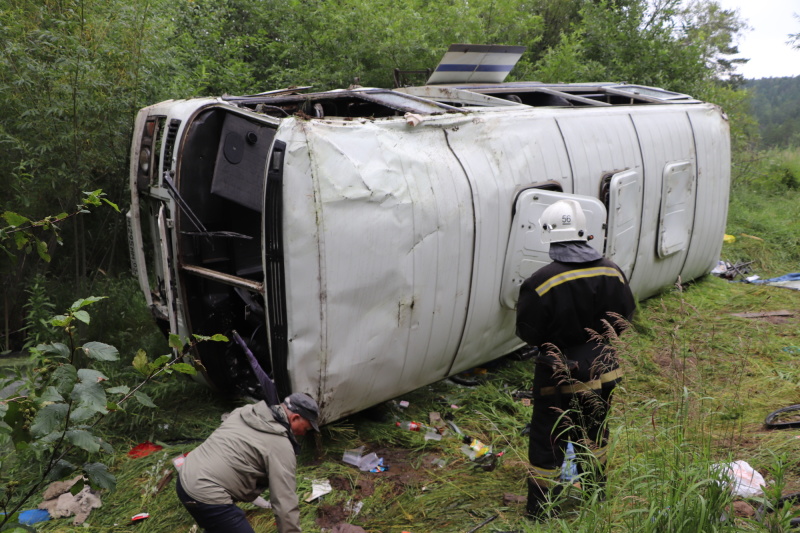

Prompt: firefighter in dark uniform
[{"left": 516, "top": 199, "right": 635, "bottom": 519}]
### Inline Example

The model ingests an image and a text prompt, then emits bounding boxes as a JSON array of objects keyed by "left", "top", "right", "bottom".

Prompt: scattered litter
[
  {"left": 131, "top": 512, "right": 150, "bottom": 522},
  {"left": 341, "top": 447, "right": 387, "bottom": 472},
  {"left": 0, "top": 509, "right": 50, "bottom": 525},
  {"left": 368, "top": 457, "right": 388, "bottom": 473},
  {"left": 561, "top": 442, "right": 578, "bottom": 482},
  {"left": 714, "top": 460, "right": 765, "bottom": 497},
  {"left": 38, "top": 476, "right": 102, "bottom": 526},
  {"left": 746, "top": 275, "right": 760, "bottom": 282},
  {"left": 428, "top": 412, "right": 446, "bottom": 432},
  {"left": 472, "top": 452, "right": 499, "bottom": 472},
  {"left": 723, "top": 234, "right": 736, "bottom": 244},
  {"left": 461, "top": 436, "right": 491, "bottom": 460},
  {"left": 359, "top": 452, "right": 381, "bottom": 472},
  {"left": 398, "top": 400, "right": 410, "bottom": 409},
  {"left": 445, "top": 418, "right": 463, "bottom": 436},
  {"left": 252, "top": 496, "right": 271, "bottom": 509},
  {"left": 396, "top": 421, "right": 421, "bottom": 431},
  {"left": 304, "top": 479, "right": 332, "bottom": 502},
  {"left": 342, "top": 446, "right": 365, "bottom": 467},
  {"left": 750, "top": 273, "right": 800, "bottom": 291},
  {"left": 783, "top": 346, "right": 800, "bottom": 354},
  {"left": 431, "top": 458, "right": 446, "bottom": 468},
  {"left": 424, "top": 429, "right": 442, "bottom": 441},
  {"left": 343, "top": 499, "right": 364, "bottom": 516},
  {"left": 172, "top": 452, "right": 189, "bottom": 469},
  {"left": 127, "top": 441, "right": 163, "bottom": 458},
  {"left": 711, "top": 260, "right": 754, "bottom": 280}
]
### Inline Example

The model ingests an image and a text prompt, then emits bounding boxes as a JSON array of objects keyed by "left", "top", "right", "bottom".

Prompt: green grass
[{"left": 30, "top": 273, "right": 800, "bottom": 532}]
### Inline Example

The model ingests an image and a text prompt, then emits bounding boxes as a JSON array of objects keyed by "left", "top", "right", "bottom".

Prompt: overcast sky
[{"left": 713, "top": 0, "right": 800, "bottom": 79}]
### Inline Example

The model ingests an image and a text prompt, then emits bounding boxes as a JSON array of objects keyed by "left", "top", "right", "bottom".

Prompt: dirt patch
[
  {"left": 729, "top": 310, "right": 797, "bottom": 325},
  {"left": 732, "top": 500, "right": 756, "bottom": 518},
  {"left": 353, "top": 477, "right": 374, "bottom": 497},
  {"left": 317, "top": 448, "right": 441, "bottom": 529},
  {"left": 328, "top": 475, "right": 375, "bottom": 498},
  {"left": 653, "top": 348, "right": 697, "bottom": 374},
  {"left": 368, "top": 447, "right": 431, "bottom": 487},
  {"left": 764, "top": 315, "right": 794, "bottom": 325},
  {"left": 316, "top": 503, "right": 348, "bottom": 529}
]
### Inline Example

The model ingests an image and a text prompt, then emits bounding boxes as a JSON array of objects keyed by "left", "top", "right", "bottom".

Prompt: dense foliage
[{"left": 747, "top": 76, "right": 800, "bottom": 148}]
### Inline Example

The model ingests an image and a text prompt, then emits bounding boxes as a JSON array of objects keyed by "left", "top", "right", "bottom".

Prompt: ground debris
[
  {"left": 730, "top": 310, "right": 795, "bottom": 319},
  {"left": 38, "top": 476, "right": 102, "bottom": 525},
  {"left": 503, "top": 493, "right": 526, "bottom": 505}
]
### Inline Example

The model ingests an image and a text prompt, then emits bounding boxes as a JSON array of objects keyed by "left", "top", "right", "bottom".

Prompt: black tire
[
  {"left": 756, "top": 491, "right": 800, "bottom": 528},
  {"left": 764, "top": 404, "right": 800, "bottom": 429}
]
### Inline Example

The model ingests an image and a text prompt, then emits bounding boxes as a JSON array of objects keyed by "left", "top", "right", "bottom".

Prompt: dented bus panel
[{"left": 128, "top": 82, "right": 730, "bottom": 423}]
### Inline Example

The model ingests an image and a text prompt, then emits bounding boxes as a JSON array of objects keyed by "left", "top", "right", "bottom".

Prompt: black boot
[{"left": 526, "top": 479, "right": 567, "bottom": 520}]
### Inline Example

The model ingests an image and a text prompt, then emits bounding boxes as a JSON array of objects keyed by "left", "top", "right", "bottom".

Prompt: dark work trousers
[
  {"left": 176, "top": 476, "right": 256, "bottom": 533},
  {"left": 527, "top": 342, "right": 619, "bottom": 506}
]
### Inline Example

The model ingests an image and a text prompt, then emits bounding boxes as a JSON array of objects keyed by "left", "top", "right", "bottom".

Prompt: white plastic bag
[{"left": 716, "top": 460, "right": 766, "bottom": 498}]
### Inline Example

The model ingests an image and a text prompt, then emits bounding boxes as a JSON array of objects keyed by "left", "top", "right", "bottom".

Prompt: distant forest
[{"left": 747, "top": 76, "right": 800, "bottom": 148}]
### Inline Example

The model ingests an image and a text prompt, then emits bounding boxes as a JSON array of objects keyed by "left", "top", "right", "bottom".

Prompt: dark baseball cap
[{"left": 285, "top": 393, "right": 320, "bottom": 432}]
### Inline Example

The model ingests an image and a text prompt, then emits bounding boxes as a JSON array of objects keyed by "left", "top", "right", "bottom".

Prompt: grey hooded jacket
[{"left": 178, "top": 401, "right": 301, "bottom": 533}]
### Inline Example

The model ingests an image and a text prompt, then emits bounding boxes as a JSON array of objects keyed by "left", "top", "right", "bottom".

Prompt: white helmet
[{"left": 539, "top": 200, "right": 587, "bottom": 244}]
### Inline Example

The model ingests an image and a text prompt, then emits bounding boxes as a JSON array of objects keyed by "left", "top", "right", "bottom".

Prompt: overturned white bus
[{"left": 127, "top": 47, "right": 730, "bottom": 423}]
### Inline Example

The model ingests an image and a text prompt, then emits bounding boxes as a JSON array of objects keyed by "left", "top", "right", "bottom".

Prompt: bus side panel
[
  {"left": 442, "top": 113, "right": 573, "bottom": 374},
  {"left": 285, "top": 118, "right": 474, "bottom": 421},
  {"left": 555, "top": 112, "right": 643, "bottom": 200},
  {"left": 628, "top": 108, "right": 698, "bottom": 299},
  {"left": 682, "top": 107, "right": 731, "bottom": 281}
]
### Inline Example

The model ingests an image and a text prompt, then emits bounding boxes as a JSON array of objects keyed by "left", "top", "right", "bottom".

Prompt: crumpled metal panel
[
  {"left": 350, "top": 89, "right": 463, "bottom": 114},
  {"left": 279, "top": 116, "right": 475, "bottom": 420}
]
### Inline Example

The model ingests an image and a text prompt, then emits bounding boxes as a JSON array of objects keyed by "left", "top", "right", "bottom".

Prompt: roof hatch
[{"left": 426, "top": 44, "right": 526, "bottom": 85}]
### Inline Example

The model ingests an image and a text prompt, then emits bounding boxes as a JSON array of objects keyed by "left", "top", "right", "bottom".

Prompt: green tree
[
  {"left": 168, "top": 0, "right": 548, "bottom": 92},
  {"left": 532, "top": 0, "right": 748, "bottom": 93},
  {"left": 0, "top": 0, "right": 180, "bottom": 351}
]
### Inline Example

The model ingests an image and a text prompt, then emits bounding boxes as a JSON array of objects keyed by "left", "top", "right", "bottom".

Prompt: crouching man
[
  {"left": 516, "top": 200, "right": 635, "bottom": 519},
  {"left": 176, "top": 393, "right": 320, "bottom": 533}
]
